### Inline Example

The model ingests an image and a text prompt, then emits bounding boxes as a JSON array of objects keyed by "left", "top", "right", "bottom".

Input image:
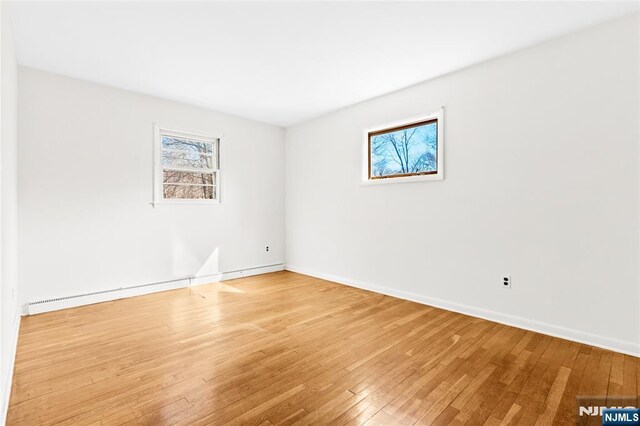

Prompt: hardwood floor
[{"left": 6, "top": 271, "right": 638, "bottom": 425}]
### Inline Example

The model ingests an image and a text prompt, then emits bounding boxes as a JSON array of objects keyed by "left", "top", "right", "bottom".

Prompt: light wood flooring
[{"left": 6, "top": 271, "right": 639, "bottom": 425}]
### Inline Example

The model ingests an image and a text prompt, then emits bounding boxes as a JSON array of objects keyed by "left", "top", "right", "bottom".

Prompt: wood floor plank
[{"left": 6, "top": 271, "right": 638, "bottom": 425}]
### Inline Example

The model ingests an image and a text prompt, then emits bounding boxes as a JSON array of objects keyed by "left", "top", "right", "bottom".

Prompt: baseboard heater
[{"left": 26, "top": 262, "right": 284, "bottom": 315}]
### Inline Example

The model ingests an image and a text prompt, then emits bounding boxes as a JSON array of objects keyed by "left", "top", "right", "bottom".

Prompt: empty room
[{"left": 0, "top": 1, "right": 639, "bottom": 425}]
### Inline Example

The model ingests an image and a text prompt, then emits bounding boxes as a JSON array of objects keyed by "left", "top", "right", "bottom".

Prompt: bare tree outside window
[{"left": 369, "top": 119, "right": 437, "bottom": 179}]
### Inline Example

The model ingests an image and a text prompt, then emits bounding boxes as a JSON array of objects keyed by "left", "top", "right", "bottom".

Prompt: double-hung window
[{"left": 154, "top": 125, "right": 220, "bottom": 204}]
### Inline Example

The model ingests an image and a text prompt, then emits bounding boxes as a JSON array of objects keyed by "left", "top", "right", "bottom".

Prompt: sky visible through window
[{"left": 370, "top": 120, "right": 437, "bottom": 178}]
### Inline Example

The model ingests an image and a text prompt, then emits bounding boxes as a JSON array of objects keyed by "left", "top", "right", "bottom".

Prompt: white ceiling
[{"left": 8, "top": 1, "right": 639, "bottom": 126}]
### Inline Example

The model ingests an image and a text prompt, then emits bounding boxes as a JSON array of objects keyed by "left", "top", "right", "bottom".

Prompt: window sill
[
  {"left": 151, "top": 199, "right": 221, "bottom": 206},
  {"left": 361, "top": 173, "right": 443, "bottom": 186}
]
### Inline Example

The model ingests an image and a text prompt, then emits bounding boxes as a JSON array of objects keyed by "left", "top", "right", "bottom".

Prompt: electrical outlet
[
  {"left": 501, "top": 275, "right": 511, "bottom": 289},
  {"left": 266, "top": 246, "right": 269, "bottom": 252}
]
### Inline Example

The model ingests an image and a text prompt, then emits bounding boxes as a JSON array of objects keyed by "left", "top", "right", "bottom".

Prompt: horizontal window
[{"left": 369, "top": 119, "right": 438, "bottom": 179}]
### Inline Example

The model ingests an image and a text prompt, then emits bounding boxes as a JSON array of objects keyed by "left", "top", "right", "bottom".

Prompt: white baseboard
[
  {"left": 26, "top": 263, "right": 284, "bottom": 315},
  {"left": 1, "top": 311, "right": 21, "bottom": 425},
  {"left": 26, "top": 277, "right": 192, "bottom": 315},
  {"left": 189, "top": 274, "right": 219, "bottom": 286},
  {"left": 189, "top": 263, "right": 284, "bottom": 285},
  {"left": 220, "top": 263, "right": 285, "bottom": 281},
  {"left": 285, "top": 265, "right": 640, "bottom": 357}
]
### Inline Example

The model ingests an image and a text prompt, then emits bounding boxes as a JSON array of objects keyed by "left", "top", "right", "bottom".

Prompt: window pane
[
  {"left": 163, "top": 170, "right": 214, "bottom": 185},
  {"left": 370, "top": 120, "right": 437, "bottom": 178},
  {"left": 163, "top": 184, "right": 215, "bottom": 200},
  {"left": 162, "top": 150, "right": 213, "bottom": 169},
  {"left": 162, "top": 136, "right": 213, "bottom": 154}
]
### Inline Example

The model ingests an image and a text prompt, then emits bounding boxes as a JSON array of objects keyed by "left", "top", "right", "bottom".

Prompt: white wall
[
  {"left": 285, "top": 14, "right": 640, "bottom": 355},
  {"left": 1, "top": 2, "right": 19, "bottom": 420},
  {"left": 18, "top": 67, "right": 285, "bottom": 305}
]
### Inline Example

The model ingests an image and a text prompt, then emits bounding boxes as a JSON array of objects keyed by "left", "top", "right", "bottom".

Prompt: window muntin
[
  {"left": 156, "top": 128, "right": 220, "bottom": 202},
  {"left": 368, "top": 119, "right": 438, "bottom": 180}
]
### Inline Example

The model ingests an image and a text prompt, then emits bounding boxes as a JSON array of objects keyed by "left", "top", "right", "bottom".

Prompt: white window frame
[
  {"left": 153, "top": 123, "right": 222, "bottom": 205},
  {"left": 361, "top": 107, "right": 444, "bottom": 185}
]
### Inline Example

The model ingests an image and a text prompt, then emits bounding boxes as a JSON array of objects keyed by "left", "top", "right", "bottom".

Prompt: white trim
[
  {"left": 362, "top": 107, "right": 444, "bottom": 185},
  {"left": 152, "top": 199, "right": 221, "bottom": 206},
  {"left": 219, "top": 263, "right": 284, "bottom": 281},
  {"left": 189, "top": 274, "right": 221, "bottom": 287},
  {"left": 285, "top": 265, "right": 640, "bottom": 357},
  {"left": 161, "top": 165, "right": 215, "bottom": 173},
  {"left": 152, "top": 123, "right": 222, "bottom": 206},
  {"left": 159, "top": 127, "right": 218, "bottom": 144},
  {"left": 190, "top": 263, "right": 285, "bottom": 285},
  {"left": 1, "top": 312, "right": 21, "bottom": 425},
  {"left": 24, "top": 263, "right": 285, "bottom": 315},
  {"left": 161, "top": 182, "right": 214, "bottom": 188},
  {"left": 26, "top": 277, "right": 192, "bottom": 315}
]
